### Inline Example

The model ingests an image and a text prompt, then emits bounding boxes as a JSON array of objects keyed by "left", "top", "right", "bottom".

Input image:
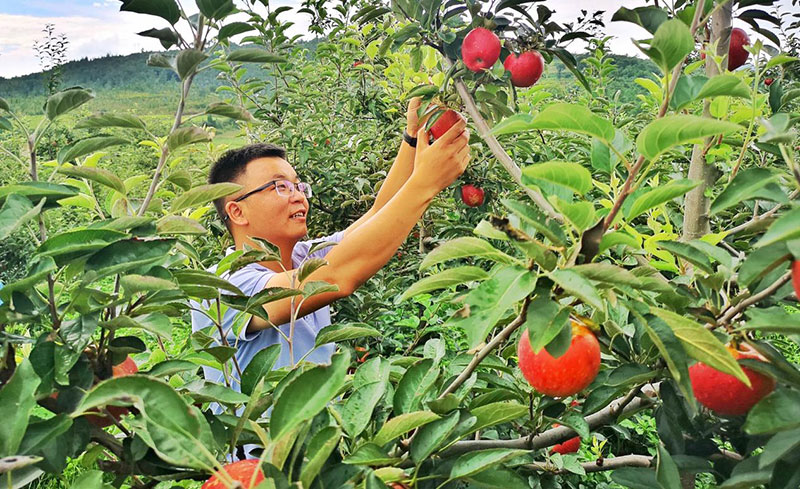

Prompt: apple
[
  {"left": 550, "top": 424, "right": 580, "bottom": 455},
  {"left": 689, "top": 347, "right": 775, "bottom": 416},
  {"left": 461, "top": 27, "right": 501, "bottom": 72},
  {"left": 792, "top": 261, "right": 800, "bottom": 298},
  {"left": 728, "top": 27, "right": 750, "bottom": 70},
  {"left": 86, "top": 356, "right": 138, "bottom": 428},
  {"left": 765, "top": 77, "right": 775, "bottom": 86},
  {"left": 503, "top": 51, "right": 545, "bottom": 87},
  {"left": 460, "top": 184, "right": 485, "bottom": 207},
  {"left": 353, "top": 61, "right": 363, "bottom": 67},
  {"left": 202, "top": 460, "right": 265, "bottom": 489},
  {"left": 429, "top": 109, "right": 465, "bottom": 140},
  {"left": 518, "top": 322, "right": 601, "bottom": 397}
]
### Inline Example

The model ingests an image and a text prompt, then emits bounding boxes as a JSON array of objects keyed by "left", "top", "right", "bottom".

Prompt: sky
[{"left": 0, "top": 0, "right": 797, "bottom": 79}]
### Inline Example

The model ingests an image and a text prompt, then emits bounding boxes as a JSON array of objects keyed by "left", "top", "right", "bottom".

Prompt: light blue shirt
[{"left": 190, "top": 231, "right": 345, "bottom": 393}]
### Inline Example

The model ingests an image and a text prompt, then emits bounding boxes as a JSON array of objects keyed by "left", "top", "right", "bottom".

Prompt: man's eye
[{"left": 275, "top": 183, "right": 290, "bottom": 192}]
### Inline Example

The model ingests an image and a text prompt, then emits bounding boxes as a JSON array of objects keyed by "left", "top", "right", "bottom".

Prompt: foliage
[{"left": 2, "top": 0, "right": 800, "bottom": 489}]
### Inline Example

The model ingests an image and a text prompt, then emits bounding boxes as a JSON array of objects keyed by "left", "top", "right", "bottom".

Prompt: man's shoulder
[{"left": 293, "top": 231, "right": 346, "bottom": 262}]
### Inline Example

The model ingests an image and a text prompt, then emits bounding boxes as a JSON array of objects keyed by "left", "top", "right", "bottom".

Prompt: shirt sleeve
[
  {"left": 222, "top": 265, "right": 275, "bottom": 343},
  {"left": 292, "top": 231, "right": 346, "bottom": 263}
]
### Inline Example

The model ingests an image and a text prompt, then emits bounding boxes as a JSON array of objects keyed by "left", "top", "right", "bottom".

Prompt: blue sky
[{"left": 1, "top": 1, "right": 797, "bottom": 79}]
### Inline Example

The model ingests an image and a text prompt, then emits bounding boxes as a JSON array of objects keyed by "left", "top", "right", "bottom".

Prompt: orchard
[{"left": 2, "top": 1, "right": 800, "bottom": 489}]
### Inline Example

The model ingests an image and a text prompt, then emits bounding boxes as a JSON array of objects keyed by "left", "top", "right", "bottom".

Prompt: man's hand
[{"left": 411, "top": 119, "right": 471, "bottom": 196}]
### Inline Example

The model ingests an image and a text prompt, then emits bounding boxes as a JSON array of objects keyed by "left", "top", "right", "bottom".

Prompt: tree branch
[
  {"left": 526, "top": 454, "right": 653, "bottom": 474},
  {"left": 716, "top": 270, "right": 792, "bottom": 326}
]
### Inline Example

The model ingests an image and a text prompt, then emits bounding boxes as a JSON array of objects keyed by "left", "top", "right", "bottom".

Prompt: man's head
[{"left": 209, "top": 143, "right": 310, "bottom": 246}]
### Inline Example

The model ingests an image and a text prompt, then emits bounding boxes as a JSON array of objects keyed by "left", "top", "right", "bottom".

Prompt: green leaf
[
  {"left": 656, "top": 444, "right": 681, "bottom": 489},
  {"left": 373, "top": 411, "right": 439, "bottom": 446},
  {"left": 524, "top": 296, "right": 569, "bottom": 353},
  {"left": 103, "top": 313, "right": 173, "bottom": 340},
  {"left": 137, "top": 27, "right": 179, "bottom": 49},
  {"left": 657, "top": 241, "right": 714, "bottom": 273},
  {"left": 493, "top": 103, "right": 615, "bottom": 143},
  {"left": 271, "top": 351, "right": 349, "bottom": 440},
  {"left": 0, "top": 256, "right": 56, "bottom": 299},
  {"left": 393, "top": 359, "right": 439, "bottom": 414},
  {"left": 400, "top": 266, "right": 489, "bottom": 302},
  {"left": 57, "top": 162, "right": 127, "bottom": 194},
  {"left": 297, "top": 257, "right": 327, "bottom": 283},
  {"left": 571, "top": 263, "right": 641, "bottom": 287},
  {"left": 627, "top": 179, "right": 700, "bottom": 220},
  {"left": 18, "top": 415, "right": 72, "bottom": 454},
  {"left": 315, "top": 323, "right": 381, "bottom": 347},
  {"left": 68, "top": 471, "right": 113, "bottom": 489},
  {"left": 183, "top": 382, "right": 249, "bottom": 405},
  {"left": 119, "top": 274, "right": 176, "bottom": 295},
  {"left": 741, "top": 307, "right": 800, "bottom": 334},
  {"left": 611, "top": 6, "right": 668, "bottom": 34},
  {"left": 120, "top": 0, "right": 180, "bottom": 24},
  {"left": 756, "top": 206, "right": 800, "bottom": 248},
  {"left": 448, "top": 265, "right": 538, "bottom": 348},
  {"left": 35, "top": 229, "right": 129, "bottom": 265},
  {"left": 173, "top": 269, "right": 243, "bottom": 295},
  {"left": 745, "top": 389, "right": 800, "bottom": 435},
  {"left": 0, "top": 182, "right": 79, "bottom": 209},
  {"left": 612, "top": 467, "right": 658, "bottom": 488},
  {"left": 85, "top": 238, "right": 175, "bottom": 279},
  {"left": 467, "top": 402, "right": 528, "bottom": 435},
  {"left": 340, "top": 359, "right": 390, "bottom": 437},
  {"left": 343, "top": 443, "right": 399, "bottom": 465},
  {"left": 711, "top": 168, "right": 778, "bottom": 215},
  {"left": 45, "top": 88, "right": 94, "bottom": 121},
  {"left": 637, "top": 116, "right": 741, "bottom": 161},
  {"left": 738, "top": 242, "right": 790, "bottom": 287},
  {"left": 521, "top": 161, "right": 592, "bottom": 196},
  {"left": 218, "top": 22, "right": 254, "bottom": 40},
  {"left": 642, "top": 317, "right": 693, "bottom": 400},
  {"left": 670, "top": 75, "right": 709, "bottom": 110},
  {"left": 410, "top": 411, "right": 461, "bottom": 463},
  {"left": 765, "top": 54, "right": 799, "bottom": 70},
  {"left": 450, "top": 449, "right": 529, "bottom": 480},
  {"left": 549, "top": 269, "right": 604, "bottom": 310},
  {"left": 0, "top": 194, "right": 44, "bottom": 240},
  {"left": 0, "top": 359, "right": 41, "bottom": 457},
  {"left": 196, "top": 0, "right": 235, "bottom": 19},
  {"left": 0, "top": 116, "right": 12, "bottom": 131},
  {"left": 170, "top": 182, "right": 241, "bottom": 213},
  {"left": 175, "top": 49, "right": 208, "bottom": 80},
  {"left": 166, "top": 126, "right": 212, "bottom": 152},
  {"left": 75, "top": 113, "right": 146, "bottom": 130},
  {"left": 555, "top": 200, "right": 596, "bottom": 232},
  {"left": 420, "top": 237, "right": 517, "bottom": 270},
  {"left": 650, "top": 308, "right": 749, "bottom": 385},
  {"left": 694, "top": 75, "right": 751, "bottom": 101},
  {"left": 144, "top": 360, "right": 199, "bottom": 377},
  {"left": 0, "top": 97, "right": 10, "bottom": 112},
  {"left": 239, "top": 344, "right": 280, "bottom": 396},
  {"left": 156, "top": 215, "right": 206, "bottom": 235},
  {"left": 502, "top": 199, "right": 567, "bottom": 246},
  {"left": 203, "top": 102, "right": 254, "bottom": 121},
  {"left": 759, "top": 428, "right": 800, "bottom": 467},
  {"left": 636, "top": 19, "right": 694, "bottom": 73},
  {"left": 300, "top": 426, "right": 341, "bottom": 489},
  {"left": 227, "top": 48, "right": 287, "bottom": 63}
]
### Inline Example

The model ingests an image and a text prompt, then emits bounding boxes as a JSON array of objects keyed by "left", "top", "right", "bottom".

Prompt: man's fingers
[{"left": 416, "top": 127, "right": 431, "bottom": 151}]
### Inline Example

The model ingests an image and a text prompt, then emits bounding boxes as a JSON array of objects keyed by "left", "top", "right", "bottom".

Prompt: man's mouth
[{"left": 290, "top": 211, "right": 306, "bottom": 220}]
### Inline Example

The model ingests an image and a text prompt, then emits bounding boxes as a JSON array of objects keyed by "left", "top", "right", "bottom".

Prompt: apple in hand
[
  {"left": 460, "top": 184, "right": 485, "bottom": 207},
  {"left": 792, "top": 261, "right": 800, "bottom": 298},
  {"left": 518, "top": 322, "right": 601, "bottom": 397},
  {"left": 429, "top": 109, "right": 465, "bottom": 140},
  {"left": 461, "top": 27, "right": 501, "bottom": 72},
  {"left": 504, "top": 51, "right": 545, "bottom": 87},
  {"left": 202, "top": 460, "right": 265, "bottom": 489},
  {"left": 689, "top": 346, "right": 775, "bottom": 416}
]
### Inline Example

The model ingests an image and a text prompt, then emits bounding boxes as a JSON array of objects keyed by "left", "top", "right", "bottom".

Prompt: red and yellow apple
[
  {"left": 202, "top": 460, "right": 265, "bottom": 489},
  {"left": 460, "top": 184, "right": 485, "bottom": 207},
  {"left": 461, "top": 27, "right": 501, "bottom": 72}
]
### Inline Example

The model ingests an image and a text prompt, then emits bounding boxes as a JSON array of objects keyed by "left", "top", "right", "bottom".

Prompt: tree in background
[{"left": 33, "top": 23, "right": 69, "bottom": 95}]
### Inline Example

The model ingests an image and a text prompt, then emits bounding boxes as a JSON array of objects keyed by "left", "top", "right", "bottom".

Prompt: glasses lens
[{"left": 298, "top": 182, "right": 312, "bottom": 198}]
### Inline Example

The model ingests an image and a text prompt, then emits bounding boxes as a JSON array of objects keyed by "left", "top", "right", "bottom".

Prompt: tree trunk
[{"left": 682, "top": 4, "right": 732, "bottom": 241}]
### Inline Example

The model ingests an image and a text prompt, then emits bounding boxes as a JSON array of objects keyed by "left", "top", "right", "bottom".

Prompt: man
[{"left": 191, "top": 98, "right": 470, "bottom": 392}]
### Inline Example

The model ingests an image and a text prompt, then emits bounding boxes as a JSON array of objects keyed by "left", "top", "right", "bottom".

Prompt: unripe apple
[
  {"left": 460, "top": 184, "right": 485, "bottom": 207},
  {"left": 461, "top": 27, "right": 501, "bottom": 72},
  {"left": 518, "top": 323, "right": 601, "bottom": 397},
  {"left": 728, "top": 27, "right": 750, "bottom": 70},
  {"left": 689, "top": 347, "right": 775, "bottom": 416},
  {"left": 86, "top": 356, "right": 138, "bottom": 428},
  {"left": 792, "top": 261, "right": 800, "bottom": 298},
  {"left": 202, "top": 460, "right": 265, "bottom": 489},
  {"left": 430, "top": 109, "right": 465, "bottom": 140},
  {"left": 765, "top": 77, "right": 775, "bottom": 86},
  {"left": 503, "top": 50, "right": 545, "bottom": 87}
]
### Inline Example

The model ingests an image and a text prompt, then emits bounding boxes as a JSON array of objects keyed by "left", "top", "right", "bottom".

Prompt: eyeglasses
[{"left": 223, "top": 179, "right": 312, "bottom": 221}]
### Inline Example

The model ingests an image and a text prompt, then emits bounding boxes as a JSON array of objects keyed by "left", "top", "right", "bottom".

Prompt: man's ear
[{"left": 225, "top": 200, "right": 248, "bottom": 227}]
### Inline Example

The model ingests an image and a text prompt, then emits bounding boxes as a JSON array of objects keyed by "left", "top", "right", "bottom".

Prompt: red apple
[
  {"left": 429, "top": 109, "right": 465, "bottom": 140},
  {"left": 202, "top": 460, "right": 265, "bottom": 489},
  {"left": 689, "top": 347, "right": 775, "bottom": 416},
  {"left": 504, "top": 51, "right": 545, "bottom": 87},
  {"left": 728, "top": 27, "right": 750, "bottom": 70},
  {"left": 765, "top": 77, "right": 775, "bottom": 86},
  {"left": 551, "top": 425, "right": 580, "bottom": 455},
  {"left": 460, "top": 184, "right": 485, "bottom": 207},
  {"left": 792, "top": 261, "right": 800, "bottom": 298},
  {"left": 353, "top": 61, "right": 363, "bottom": 67},
  {"left": 518, "top": 323, "right": 601, "bottom": 397},
  {"left": 86, "top": 356, "right": 138, "bottom": 428},
  {"left": 461, "top": 27, "right": 501, "bottom": 72}
]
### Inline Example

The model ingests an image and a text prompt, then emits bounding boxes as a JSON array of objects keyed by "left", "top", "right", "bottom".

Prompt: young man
[{"left": 191, "top": 99, "right": 470, "bottom": 391}]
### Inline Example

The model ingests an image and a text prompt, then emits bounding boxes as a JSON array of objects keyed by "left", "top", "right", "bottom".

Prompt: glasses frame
[{"left": 223, "top": 179, "right": 312, "bottom": 221}]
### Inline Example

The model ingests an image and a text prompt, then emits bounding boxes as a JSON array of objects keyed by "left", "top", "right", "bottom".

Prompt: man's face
[{"left": 225, "top": 156, "right": 309, "bottom": 244}]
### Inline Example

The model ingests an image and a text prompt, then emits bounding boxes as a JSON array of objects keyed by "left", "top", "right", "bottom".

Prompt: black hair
[{"left": 208, "top": 143, "right": 287, "bottom": 231}]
